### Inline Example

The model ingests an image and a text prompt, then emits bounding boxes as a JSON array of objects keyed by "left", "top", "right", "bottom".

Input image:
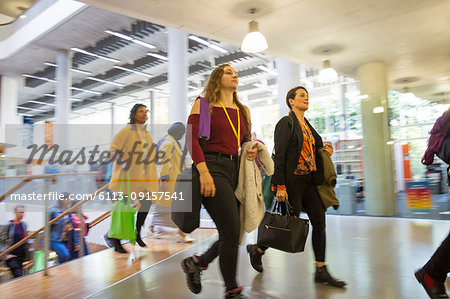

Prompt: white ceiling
[{"left": 79, "top": 0, "right": 450, "bottom": 101}]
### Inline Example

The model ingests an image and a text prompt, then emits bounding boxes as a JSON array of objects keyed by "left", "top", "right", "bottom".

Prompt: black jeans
[
  {"left": 196, "top": 153, "right": 240, "bottom": 291},
  {"left": 259, "top": 174, "right": 326, "bottom": 262},
  {"left": 6, "top": 256, "right": 24, "bottom": 278},
  {"left": 423, "top": 231, "right": 450, "bottom": 282},
  {"left": 136, "top": 197, "right": 152, "bottom": 235}
]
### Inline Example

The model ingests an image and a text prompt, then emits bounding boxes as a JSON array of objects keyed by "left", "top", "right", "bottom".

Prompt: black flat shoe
[
  {"left": 315, "top": 265, "right": 347, "bottom": 288},
  {"left": 246, "top": 244, "right": 264, "bottom": 273}
]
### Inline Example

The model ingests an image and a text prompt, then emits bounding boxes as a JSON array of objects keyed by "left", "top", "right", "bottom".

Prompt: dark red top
[{"left": 187, "top": 106, "right": 247, "bottom": 165}]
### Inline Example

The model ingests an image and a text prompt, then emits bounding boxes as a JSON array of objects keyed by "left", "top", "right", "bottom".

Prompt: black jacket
[{"left": 271, "top": 111, "right": 324, "bottom": 186}]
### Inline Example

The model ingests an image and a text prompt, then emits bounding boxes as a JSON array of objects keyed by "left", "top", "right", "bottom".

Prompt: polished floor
[
  {"left": 0, "top": 229, "right": 217, "bottom": 299},
  {"left": 87, "top": 215, "right": 449, "bottom": 299}
]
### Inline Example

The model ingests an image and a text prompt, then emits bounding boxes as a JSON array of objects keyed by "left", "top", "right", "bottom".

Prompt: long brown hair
[{"left": 201, "top": 64, "right": 251, "bottom": 141}]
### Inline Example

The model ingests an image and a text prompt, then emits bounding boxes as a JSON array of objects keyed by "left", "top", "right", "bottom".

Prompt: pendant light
[
  {"left": 241, "top": 20, "right": 268, "bottom": 53},
  {"left": 317, "top": 60, "right": 338, "bottom": 83}
]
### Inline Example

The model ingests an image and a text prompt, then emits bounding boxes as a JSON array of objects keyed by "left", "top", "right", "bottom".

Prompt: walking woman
[
  {"left": 181, "top": 64, "right": 257, "bottom": 299},
  {"left": 108, "top": 103, "right": 158, "bottom": 252},
  {"left": 246, "top": 86, "right": 347, "bottom": 287}
]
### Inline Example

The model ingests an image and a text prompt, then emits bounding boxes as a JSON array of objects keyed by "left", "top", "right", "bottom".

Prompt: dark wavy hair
[
  {"left": 128, "top": 103, "right": 147, "bottom": 124},
  {"left": 286, "top": 86, "right": 308, "bottom": 110}
]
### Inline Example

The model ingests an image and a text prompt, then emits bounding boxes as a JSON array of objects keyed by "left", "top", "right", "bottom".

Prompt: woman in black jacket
[{"left": 246, "top": 86, "right": 346, "bottom": 287}]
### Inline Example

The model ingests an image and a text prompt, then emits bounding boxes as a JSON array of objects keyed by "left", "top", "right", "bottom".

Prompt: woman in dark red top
[{"left": 181, "top": 64, "right": 257, "bottom": 299}]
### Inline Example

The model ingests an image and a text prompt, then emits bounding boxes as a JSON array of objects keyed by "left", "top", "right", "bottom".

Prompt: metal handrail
[
  {"left": 0, "top": 184, "right": 109, "bottom": 260},
  {"left": 88, "top": 211, "right": 111, "bottom": 228},
  {"left": 0, "top": 172, "right": 97, "bottom": 203}
]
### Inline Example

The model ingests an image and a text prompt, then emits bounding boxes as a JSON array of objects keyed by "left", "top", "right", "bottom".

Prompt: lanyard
[{"left": 218, "top": 101, "right": 240, "bottom": 146}]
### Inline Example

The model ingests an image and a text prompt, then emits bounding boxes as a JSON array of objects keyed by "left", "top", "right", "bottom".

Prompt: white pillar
[
  {"left": 0, "top": 75, "right": 21, "bottom": 145},
  {"left": 276, "top": 58, "right": 299, "bottom": 117},
  {"left": 357, "top": 61, "right": 396, "bottom": 216},
  {"left": 54, "top": 50, "right": 72, "bottom": 147},
  {"left": 168, "top": 28, "right": 188, "bottom": 124}
]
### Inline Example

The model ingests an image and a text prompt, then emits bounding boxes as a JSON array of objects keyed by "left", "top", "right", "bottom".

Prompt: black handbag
[
  {"left": 257, "top": 201, "right": 309, "bottom": 253},
  {"left": 171, "top": 164, "right": 202, "bottom": 233}
]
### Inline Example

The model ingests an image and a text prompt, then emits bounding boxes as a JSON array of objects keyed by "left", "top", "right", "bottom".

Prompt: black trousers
[
  {"left": 423, "top": 231, "right": 450, "bottom": 282},
  {"left": 6, "top": 256, "right": 24, "bottom": 278},
  {"left": 196, "top": 153, "right": 240, "bottom": 291},
  {"left": 259, "top": 174, "right": 326, "bottom": 262},
  {"left": 136, "top": 197, "right": 153, "bottom": 234}
]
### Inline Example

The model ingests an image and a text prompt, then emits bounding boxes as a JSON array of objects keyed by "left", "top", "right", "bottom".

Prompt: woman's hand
[
  {"left": 199, "top": 170, "right": 216, "bottom": 198},
  {"left": 323, "top": 143, "right": 334, "bottom": 156},
  {"left": 276, "top": 190, "right": 288, "bottom": 202},
  {"left": 246, "top": 144, "right": 258, "bottom": 161}
]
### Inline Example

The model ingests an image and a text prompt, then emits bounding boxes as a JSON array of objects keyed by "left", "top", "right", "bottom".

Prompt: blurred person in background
[
  {"left": 151, "top": 122, "right": 194, "bottom": 243},
  {"left": 0, "top": 205, "right": 29, "bottom": 278},
  {"left": 50, "top": 192, "right": 78, "bottom": 264},
  {"left": 69, "top": 202, "right": 90, "bottom": 259}
]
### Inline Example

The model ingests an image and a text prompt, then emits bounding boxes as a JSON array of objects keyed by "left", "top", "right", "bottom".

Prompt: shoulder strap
[
  {"left": 287, "top": 115, "right": 294, "bottom": 135},
  {"left": 198, "top": 97, "right": 211, "bottom": 141}
]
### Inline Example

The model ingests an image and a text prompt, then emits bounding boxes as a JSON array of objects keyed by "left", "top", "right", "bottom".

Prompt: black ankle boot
[
  {"left": 246, "top": 244, "right": 264, "bottom": 273},
  {"left": 135, "top": 231, "right": 147, "bottom": 247},
  {"left": 315, "top": 265, "right": 346, "bottom": 287},
  {"left": 112, "top": 238, "right": 127, "bottom": 253}
]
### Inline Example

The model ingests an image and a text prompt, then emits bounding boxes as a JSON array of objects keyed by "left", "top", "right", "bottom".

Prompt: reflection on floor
[
  {"left": 0, "top": 228, "right": 218, "bottom": 299},
  {"left": 89, "top": 215, "right": 449, "bottom": 299}
]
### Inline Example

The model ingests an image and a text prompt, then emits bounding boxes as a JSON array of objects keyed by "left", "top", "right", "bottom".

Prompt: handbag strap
[
  {"left": 271, "top": 200, "right": 295, "bottom": 217},
  {"left": 120, "top": 172, "right": 131, "bottom": 204}
]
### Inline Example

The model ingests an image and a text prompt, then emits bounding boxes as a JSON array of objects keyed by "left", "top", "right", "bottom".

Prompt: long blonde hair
[{"left": 201, "top": 64, "right": 251, "bottom": 141}]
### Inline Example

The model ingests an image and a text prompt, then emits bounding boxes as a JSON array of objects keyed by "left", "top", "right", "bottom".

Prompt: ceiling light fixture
[
  {"left": 44, "top": 62, "right": 92, "bottom": 75},
  {"left": 400, "top": 87, "right": 416, "bottom": 101},
  {"left": 317, "top": 60, "right": 338, "bottom": 83},
  {"left": 86, "top": 76, "right": 125, "bottom": 87},
  {"left": 256, "top": 65, "right": 278, "bottom": 75},
  {"left": 71, "top": 47, "right": 120, "bottom": 63},
  {"left": 372, "top": 106, "right": 385, "bottom": 114},
  {"left": 188, "top": 36, "right": 228, "bottom": 53},
  {"left": 105, "top": 30, "right": 156, "bottom": 49},
  {"left": 29, "top": 100, "right": 55, "bottom": 106},
  {"left": 17, "top": 106, "right": 47, "bottom": 112},
  {"left": 241, "top": 20, "right": 268, "bottom": 53},
  {"left": 147, "top": 53, "right": 169, "bottom": 61},
  {"left": 114, "top": 66, "right": 152, "bottom": 78},
  {"left": 22, "top": 74, "right": 56, "bottom": 83},
  {"left": 70, "top": 87, "right": 102, "bottom": 95}
]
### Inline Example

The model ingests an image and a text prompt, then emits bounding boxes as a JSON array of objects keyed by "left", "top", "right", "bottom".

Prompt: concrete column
[
  {"left": 168, "top": 28, "right": 188, "bottom": 124},
  {"left": 54, "top": 50, "right": 72, "bottom": 147},
  {"left": 357, "top": 61, "right": 396, "bottom": 216},
  {"left": 276, "top": 58, "right": 300, "bottom": 117},
  {"left": 340, "top": 84, "right": 348, "bottom": 139},
  {"left": 0, "top": 75, "right": 21, "bottom": 151}
]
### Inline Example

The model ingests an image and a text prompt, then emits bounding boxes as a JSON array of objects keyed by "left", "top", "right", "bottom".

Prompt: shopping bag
[
  {"left": 107, "top": 172, "right": 136, "bottom": 244},
  {"left": 29, "top": 250, "right": 45, "bottom": 273},
  {"left": 257, "top": 201, "right": 309, "bottom": 253}
]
